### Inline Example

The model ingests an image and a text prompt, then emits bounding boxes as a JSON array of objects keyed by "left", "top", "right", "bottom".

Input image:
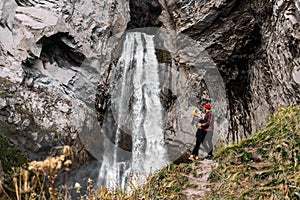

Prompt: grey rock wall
[
  {"left": 157, "top": 0, "right": 300, "bottom": 143},
  {"left": 0, "top": 0, "right": 130, "bottom": 160}
]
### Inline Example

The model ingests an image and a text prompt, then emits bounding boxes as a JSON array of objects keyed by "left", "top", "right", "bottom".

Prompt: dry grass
[
  {"left": 8, "top": 145, "right": 74, "bottom": 200},
  {"left": 126, "top": 163, "right": 192, "bottom": 199},
  {"left": 0, "top": 148, "right": 192, "bottom": 199},
  {"left": 80, "top": 163, "right": 192, "bottom": 199}
]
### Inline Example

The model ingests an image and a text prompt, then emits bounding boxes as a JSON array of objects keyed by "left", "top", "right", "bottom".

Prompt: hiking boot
[
  {"left": 188, "top": 155, "right": 195, "bottom": 161},
  {"left": 195, "top": 156, "right": 201, "bottom": 161}
]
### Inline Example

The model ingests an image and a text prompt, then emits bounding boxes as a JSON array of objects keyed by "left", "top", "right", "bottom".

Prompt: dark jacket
[{"left": 201, "top": 111, "right": 213, "bottom": 132}]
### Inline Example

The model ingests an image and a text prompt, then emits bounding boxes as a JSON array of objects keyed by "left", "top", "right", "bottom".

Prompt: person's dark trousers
[
  {"left": 192, "top": 129, "right": 207, "bottom": 157},
  {"left": 203, "top": 131, "right": 213, "bottom": 157},
  {"left": 207, "top": 149, "right": 213, "bottom": 156}
]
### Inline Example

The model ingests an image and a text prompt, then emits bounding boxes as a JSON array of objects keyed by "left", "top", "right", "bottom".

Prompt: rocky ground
[{"left": 181, "top": 159, "right": 218, "bottom": 199}]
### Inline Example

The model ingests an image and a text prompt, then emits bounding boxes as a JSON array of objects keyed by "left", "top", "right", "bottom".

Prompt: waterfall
[
  {"left": 97, "top": 32, "right": 168, "bottom": 190},
  {"left": 97, "top": 31, "right": 134, "bottom": 190}
]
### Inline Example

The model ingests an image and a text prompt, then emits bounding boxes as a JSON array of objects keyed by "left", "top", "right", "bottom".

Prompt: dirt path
[{"left": 181, "top": 159, "right": 218, "bottom": 199}]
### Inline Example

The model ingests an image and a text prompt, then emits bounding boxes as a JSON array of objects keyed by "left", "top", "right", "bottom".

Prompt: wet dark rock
[
  {"left": 127, "top": 0, "right": 162, "bottom": 29},
  {"left": 95, "top": 81, "right": 110, "bottom": 126},
  {"left": 160, "top": 87, "right": 177, "bottom": 111},
  {"left": 173, "top": 149, "right": 191, "bottom": 165},
  {"left": 38, "top": 32, "right": 85, "bottom": 68}
]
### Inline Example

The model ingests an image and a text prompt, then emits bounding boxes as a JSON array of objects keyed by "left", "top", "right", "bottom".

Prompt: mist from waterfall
[{"left": 97, "top": 32, "right": 168, "bottom": 190}]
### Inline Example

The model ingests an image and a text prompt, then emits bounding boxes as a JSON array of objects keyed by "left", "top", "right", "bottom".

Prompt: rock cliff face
[
  {"left": 0, "top": 0, "right": 299, "bottom": 165},
  {"left": 154, "top": 0, "right": 300, "bottom": 142},
  {"left": 0, "top": 0, "right": 130, "bottom": 160}
]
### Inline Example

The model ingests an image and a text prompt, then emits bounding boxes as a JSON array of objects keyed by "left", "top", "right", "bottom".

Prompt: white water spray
[{"left": 97, "top": 32, "right": 168, "bottom": 190}]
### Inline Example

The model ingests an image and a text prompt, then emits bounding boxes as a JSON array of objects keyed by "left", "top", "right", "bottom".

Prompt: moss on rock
[{"left": 0, "top": 134, "right": 28, "bottom": 173}]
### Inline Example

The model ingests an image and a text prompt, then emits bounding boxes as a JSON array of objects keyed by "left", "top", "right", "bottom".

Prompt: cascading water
[
  {"left": 97, "top": 32, "right": 169, "bottom": 190},
  {"left": 97, "top": 31, "right": 134, "bottom": 190}
]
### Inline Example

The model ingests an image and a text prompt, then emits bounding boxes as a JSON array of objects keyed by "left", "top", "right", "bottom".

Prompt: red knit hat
[{"left": 204, "top": 103, "right": 211, "bottom": 109}]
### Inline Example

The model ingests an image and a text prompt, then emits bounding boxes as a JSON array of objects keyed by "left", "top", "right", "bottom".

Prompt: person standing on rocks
[{"left": 189, "top": 103, "right": 214, "bottom": 160}]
